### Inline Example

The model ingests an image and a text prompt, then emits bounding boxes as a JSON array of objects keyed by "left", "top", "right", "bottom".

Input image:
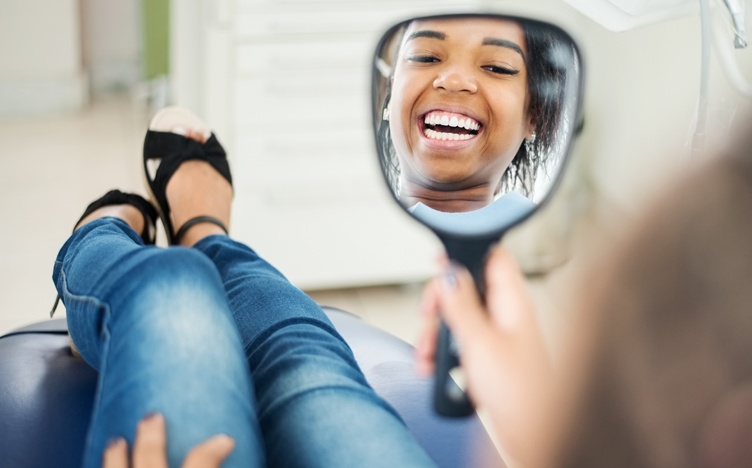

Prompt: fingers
[
  {"left": 102, "top": 438, "right": 129, "bottom": 468},
  {"left": 415, "top": 312, "right": 439, "bottom": 376},
  {"left": 182, "top": 435, "right": 235, "bottom": 468},
  {"left": 416, "top": 277, "right": 447, "bottom": 376},
  {"left": 416, "top": 261, "right": 489, "bottom": 376},
  {"left": 133, "top": 413, "right": 169, "bottom": 468},
  {"left": 103, "top": 413, "right": 234, "bottom": 468}
]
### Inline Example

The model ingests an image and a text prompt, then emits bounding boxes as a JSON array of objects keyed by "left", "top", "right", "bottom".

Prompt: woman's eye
[
  {"left": 407, "top": 55, "right": 440, "bottom": 63},
  {"left": 482, "top": 65, "right": 519, "bottom": 75}
]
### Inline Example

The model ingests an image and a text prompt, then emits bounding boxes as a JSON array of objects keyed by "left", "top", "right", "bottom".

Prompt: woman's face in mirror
[{"left": 389, "top": 18, "right": 534, "bottom": 212}]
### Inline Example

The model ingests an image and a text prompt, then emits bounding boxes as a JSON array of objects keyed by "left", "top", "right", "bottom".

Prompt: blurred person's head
[{"left": 552, "top": 147, "right": 752, "bottom": 468}]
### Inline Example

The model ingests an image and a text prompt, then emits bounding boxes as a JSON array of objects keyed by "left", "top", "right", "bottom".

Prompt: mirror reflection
[{"left": 373, "top": 16, "right": 581, "bottom": 236}]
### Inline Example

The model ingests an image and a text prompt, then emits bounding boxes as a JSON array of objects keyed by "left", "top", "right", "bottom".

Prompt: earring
[
  {"left": 383, "top": 107, "right": 390, "bottom": 121},
  {"left": 524, "top": 132, "right": 536, "bottom": 153}
]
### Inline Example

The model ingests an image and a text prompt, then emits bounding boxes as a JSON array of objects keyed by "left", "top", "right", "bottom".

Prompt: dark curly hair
[{"left": 376, "top": 18, "right": 573, "bottom": 199}]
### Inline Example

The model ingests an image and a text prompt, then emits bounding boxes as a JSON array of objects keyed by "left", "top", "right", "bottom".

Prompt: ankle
[
  {"left": 75, "top": 205, "right": 144, "bottom": 235},
  {"left": 177, "top": 222, "right": 228, "bottom": 247}
]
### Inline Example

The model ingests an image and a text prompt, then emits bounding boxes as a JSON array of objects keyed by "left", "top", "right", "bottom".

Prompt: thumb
[
  {"left": 438, "top": 263, "right": 489, "bottom": 346},
  {"left": 485, "top": 247, "right": 536, "bottom": 333},
  {"left": 182, "top": 435, "right": 235, "bottom": 468}
]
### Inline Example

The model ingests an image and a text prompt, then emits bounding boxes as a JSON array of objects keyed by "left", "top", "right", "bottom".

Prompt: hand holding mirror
[{"left": 371, "top": 14, "right": 583, "bottom": 417}]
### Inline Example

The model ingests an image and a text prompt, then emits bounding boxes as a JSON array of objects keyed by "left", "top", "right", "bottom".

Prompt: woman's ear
[{"left": 383, "top": 77, "right": 394, "bottom": 121}]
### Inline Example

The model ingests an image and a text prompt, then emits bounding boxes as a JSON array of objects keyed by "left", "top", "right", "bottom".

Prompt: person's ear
[{"left": 383, "top": 78, "right": 394, "bottom": 121}]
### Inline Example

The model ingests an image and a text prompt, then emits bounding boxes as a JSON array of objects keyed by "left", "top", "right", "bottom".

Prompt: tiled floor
[{"left": 0, "top": 97, "right": 428, "bottom": 343}]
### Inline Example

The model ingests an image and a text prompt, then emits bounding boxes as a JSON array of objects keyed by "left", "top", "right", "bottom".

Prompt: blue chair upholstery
[{"left": 0, "top": 307, "right": 503, "bottom": 468}]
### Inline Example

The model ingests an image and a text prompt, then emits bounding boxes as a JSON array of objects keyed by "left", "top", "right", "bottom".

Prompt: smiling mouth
[{"left": 421, "top": 111, "right": 481, "bottom": 141}]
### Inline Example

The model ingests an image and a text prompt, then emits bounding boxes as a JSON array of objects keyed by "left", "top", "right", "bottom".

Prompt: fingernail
[
  {"left": 143, "top": 411, "right": 160, "bottom": 420},
  {"left": 106, "top": 437, "right": 124, "bottom": 448},
  {"left": 171, "top": 126, "right": 188, "bottom": 136},
  {"left": 443, "top": 264, "right": 458, "bottom": 290}
]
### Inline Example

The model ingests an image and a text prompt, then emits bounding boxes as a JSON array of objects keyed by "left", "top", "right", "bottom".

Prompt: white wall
[
  {"left": 80, "top": 0, "right": 141, "bottom": 94},
  {"left": 0, "top": 0, "right": 87, "bottom": 117}
]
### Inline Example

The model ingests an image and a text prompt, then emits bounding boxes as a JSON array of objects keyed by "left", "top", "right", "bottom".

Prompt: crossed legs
[{"left": 55, "top": 148, "right": 435, "bottom": 467}]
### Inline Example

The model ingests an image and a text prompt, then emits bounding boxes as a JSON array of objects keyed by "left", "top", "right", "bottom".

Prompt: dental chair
[{"left": 0, "top": 307, "right": 503, "bottom": 468}]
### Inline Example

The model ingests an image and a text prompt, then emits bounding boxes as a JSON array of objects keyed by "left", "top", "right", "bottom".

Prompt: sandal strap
[
  {"left": 75, "top": 190, "right": 159, "bottom": 245},
  {"left": 143, "top": 131, "right": 232, "bottom": 245},
  {"left": 56, "top": 190, "right": 158, "bottom": 317},
  {"left": 173, "top": 216, "right": 228, "bottom": 246}
]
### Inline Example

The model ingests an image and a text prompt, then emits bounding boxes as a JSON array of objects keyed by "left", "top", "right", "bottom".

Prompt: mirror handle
[
  {"left": 433, "top": 234, "right": 499, "bottom": 417},
  {"left": 434, "top": 321, "right": 474, "bottom": 416}
]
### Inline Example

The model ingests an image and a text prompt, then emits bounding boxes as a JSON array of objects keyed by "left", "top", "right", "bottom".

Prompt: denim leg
[
  {"left": 53, "top": 218, "right": 265, "bottom": 468},
  {"left": 194, "top": 235, "right": 437, "bottom": 468}
]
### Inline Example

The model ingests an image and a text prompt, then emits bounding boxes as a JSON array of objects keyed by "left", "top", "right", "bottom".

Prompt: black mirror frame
[{"left": 370, "top": 12, "right": 585, "bottom": 417}]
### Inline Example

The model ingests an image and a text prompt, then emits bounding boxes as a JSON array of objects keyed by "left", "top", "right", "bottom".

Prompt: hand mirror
[{"left": 370, "top": 14, "right": 584, "bottom": 417}]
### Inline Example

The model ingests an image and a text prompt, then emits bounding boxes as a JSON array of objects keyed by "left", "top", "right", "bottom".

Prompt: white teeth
[
  {"left": 423, "top": 112, "right": 481, "bottom": 132},
  {"left": 423, "top": 127, "right": 475, "bottom": 141}
]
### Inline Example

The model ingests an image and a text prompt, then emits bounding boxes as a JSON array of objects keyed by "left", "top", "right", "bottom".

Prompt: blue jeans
[{"left": 53, "top": 218, "right": 436, "bottom": 468}]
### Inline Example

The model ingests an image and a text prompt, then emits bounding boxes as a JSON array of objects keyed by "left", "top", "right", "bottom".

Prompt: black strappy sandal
[
  {"left": 51, "top": 190, "right": 159, "bottom": 318},
  {"left": 143, "top": 109, "right": 232, "bottom": 246},
  {"left": 74, "top": 190, "right": 159, "bottom": 245}
]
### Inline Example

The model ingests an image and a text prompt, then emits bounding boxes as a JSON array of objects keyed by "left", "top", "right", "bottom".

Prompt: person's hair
[
  {"left": 559, "top": 148, "right": 752, "bottom": 468},
  {"left": 376, "top": 18, "right": 571, "bottom": 198}
]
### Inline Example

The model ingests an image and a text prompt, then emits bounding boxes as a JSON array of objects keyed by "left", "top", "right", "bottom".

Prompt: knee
[
  {"left": 121, "top": 248, "right": 229, "bottom": 325},
  {"left": 108, "top": 248, "right": 244, "bottom": 359},
  {"left": 139, "top": 247, "right": 219, "bottom": 285}
]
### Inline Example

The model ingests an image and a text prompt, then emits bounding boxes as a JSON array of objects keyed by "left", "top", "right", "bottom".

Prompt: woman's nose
[{"left": 433, "top": 70, "right": 477, "bottom": 94}]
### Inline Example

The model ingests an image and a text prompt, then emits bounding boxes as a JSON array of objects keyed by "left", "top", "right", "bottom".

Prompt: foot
[
  {"left": 74, "top": 204, "right": 145, "bottom": 235},
  {"left": 164, "top": 130, "right": 233, "bottom": 247}
]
